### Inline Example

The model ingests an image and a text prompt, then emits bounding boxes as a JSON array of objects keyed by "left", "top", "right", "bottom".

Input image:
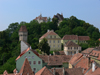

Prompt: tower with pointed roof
[{"left": 19, "top": 25, "right": 28, "bottom": 42}]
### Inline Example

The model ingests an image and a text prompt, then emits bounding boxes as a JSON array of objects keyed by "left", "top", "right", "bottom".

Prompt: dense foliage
[{"left": 0, "top": 16, "right": 100, "bottom": 73}]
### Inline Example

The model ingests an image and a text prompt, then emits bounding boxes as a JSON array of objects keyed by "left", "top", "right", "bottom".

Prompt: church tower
[{"left": 19, "top": 25, "right": 28, "bottom": 42}]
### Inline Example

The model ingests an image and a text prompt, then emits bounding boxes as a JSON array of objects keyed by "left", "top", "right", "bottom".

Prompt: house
[
  {"left": 78, "top": 36, "right": 90, "bottom": 44},
  {"left": 19, "top": 25, "right": 28, "bottom": 42},
  {"left": 34, "top": 14, "right": 47, "bottom": 23},
  {"left": 62, "top": 34, "right": 90, "bottom": 45},
  {"left": 39, "top": 30, "right": 61, "bottom": 51},
  {"left": 39, "top": 55, "right": 72, "bottom": 69},
  {"left": 16, "top": 47, "right": 42, "bottom": 73},
  {"left": 62, "top": 35, "right": 78, "bottom": 44},
  {"left": 82, "top": 48, "right": 94, "bottom": 56},
  {"left": 36, "top": 66, "right": 83, "bottom": 75},
  {"left": 64, "top": 41, "right": 81, "bottom": 55},
  {"left": 53, "top": 13, "right": 64, "bottom": 26},
  {"left": 69, "top": 53, "right": 83, "bottom": 68},
  {"left": 1, "top": 58, "right": 34, "bottom": 75}
]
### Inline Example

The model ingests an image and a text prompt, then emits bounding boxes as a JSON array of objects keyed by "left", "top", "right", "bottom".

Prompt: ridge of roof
[
  {"left": 65, "top": 41, "right": 80, "bottom": 47},
  {"left": 39, "top": 30, "right": 60, "bottom": 39},
  {"left": 16, "top": 48, "right": 39, "bottom": 61}
]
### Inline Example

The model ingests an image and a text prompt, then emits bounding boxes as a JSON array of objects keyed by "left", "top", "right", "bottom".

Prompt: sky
[{"left": 0, "top": 0, "right": 100, "bottom": 31}]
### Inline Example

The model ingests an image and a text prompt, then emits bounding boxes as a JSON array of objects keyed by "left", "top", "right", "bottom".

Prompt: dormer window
[{"left": 54, "top": 36, "right": 56, "bottom": 38}]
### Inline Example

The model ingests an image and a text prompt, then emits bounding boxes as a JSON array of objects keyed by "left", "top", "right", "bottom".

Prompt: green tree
[{"left": 38, "top": 38, "right": 50, "bottom": 55}]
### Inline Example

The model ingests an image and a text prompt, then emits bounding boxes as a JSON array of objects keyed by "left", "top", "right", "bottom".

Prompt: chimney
[
  {"left": 82, "top": 68, "right": 84, "bottom": 73},
  {"left": 63, "top": 67, "right": 65, "bottom": 75},
  {"left": 53, "top": 68, "right": 55, "bottom": 75},
  {"left": 92, "top": 61, "right": 95, "bottom": 72},
  {"left": 47, "top": 29, "right": 50, "bottom": 32}
]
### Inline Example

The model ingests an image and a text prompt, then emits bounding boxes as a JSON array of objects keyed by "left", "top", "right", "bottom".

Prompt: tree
[{"left": 38, "top": 38, "right": 50, "bottom": 55}]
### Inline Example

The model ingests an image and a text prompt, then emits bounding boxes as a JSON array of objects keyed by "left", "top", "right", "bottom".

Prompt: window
[
  {"left": 58, "top": 40, "right": 59, "bottom": 43},
  {"left": 74, "top": 51, "right": 76, "bottom": 54},
  {"left": 32, "top": 56, "right": 34, "bottom": 59},
  {"left": 33, "top": 68, "right": 36, "bottom": 72},
  {"left": 53, "top": 40, "right": 55, "bottom": 43},
  {"left": 49, "top": 40, "right": 51, "bottom": 43},
  {"left": 28, "top": 56, "right": 31, "bottom": 59},
  {"left": 38, "top": 61, "right": 41, "bottom": 64},
  {"left": 29, "top": 61, "right": 31, "bottom": 65},
  {"left": 29, "top": 52, "right": 30, "bottom": 54},
  {"left": 25, "top": 56, "right": 27, "bottom": 58},
  {"left": 54, "top": 36, "right": 56, "bottom": 38},
  {"left": 33, "top": 61, "right": 36, "bottom": 65},
  {"left": 58, "top": 45, "right": 59, "bottom": 47},
  {"left": 53, "top": 45, "right": 55, "bottom": 48}
]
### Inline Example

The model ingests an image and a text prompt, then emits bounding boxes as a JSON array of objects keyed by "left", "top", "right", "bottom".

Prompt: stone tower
[{"left": 19, "top": 25, "right": 28, "bottom": 42}]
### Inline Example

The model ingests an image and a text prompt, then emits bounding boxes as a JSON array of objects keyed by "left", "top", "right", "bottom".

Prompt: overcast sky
[{"left": 0, "top": 0, "right": 100, "bottom": 31}]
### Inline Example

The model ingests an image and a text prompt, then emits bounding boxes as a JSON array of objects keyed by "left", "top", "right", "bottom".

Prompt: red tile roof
[
  {"left": 39, "top": 30, "right": 61, "bottom": 40},
  {"left": 69, "top": 53, "right": 83, "bottom": 65},
  {"left": 65, "top": 41, "right": 80, "bottom": 47},
  {"left": 89, "top": 50, "right": 100, "bottom": 60},
  {"left": 62, "top": 35, "right": 90, "bottom": 41},
  {"left": 19, "top": 58, "right": 34, "bottom": 75},
  {"left": 39, "top": 55, "right": 72, "bottom": 66},
  {"left": 82, "top": 48, "right": 94, "bottom": 54},
  {"left": 50, "top": 68, "right": 83, "bottom": 75},
  {"left": 62, "top": 35, "right": 78, "bottom": 40},
  {"left": 16, "top": 47, "right": 39, "bottom": 60},
  {"left": 75, "top": 57, "right": 89, "bottom": 74},
  {"left": 19, "top": 25, "right": 27, "bottom": 32},
  {"left": 35, "top": 66, "right": 53, "bottom": 75},
  {"left": 34, "top": 14, "right": 47, "bottom": 21},
  {"left": 78, "top": 36, "right": 90, "bottom": 41}
]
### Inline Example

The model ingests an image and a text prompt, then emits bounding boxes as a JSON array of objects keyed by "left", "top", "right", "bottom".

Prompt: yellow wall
[
  {"left": 39, "top": 34, "right": 61, "bottom": 51},
  {"left": 69, "top": 63, "right": 73, "bottom": 68},
  {"left": 61, "top": 40, "right": 78, "bottom": 44}
]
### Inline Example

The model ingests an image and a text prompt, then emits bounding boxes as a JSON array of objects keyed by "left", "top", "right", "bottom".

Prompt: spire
[{"left": 19, "top": 58, "right": 34, "bottom": 75}]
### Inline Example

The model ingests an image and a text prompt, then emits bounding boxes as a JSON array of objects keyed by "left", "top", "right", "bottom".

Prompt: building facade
[
  {"left": 34, "top": 14, "right": 47, "bottom": 23},
  {"left": 39, "top": 30, "right": 61, "bottom": 51},
  {"left": 16, "top": 48, "right": 42, "bottom": 73},
  {"left": 64, "top": 41, "right": 81, "bottom": 55}
]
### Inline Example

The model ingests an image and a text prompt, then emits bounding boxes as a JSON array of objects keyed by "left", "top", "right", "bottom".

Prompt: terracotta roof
[
  {"left": 34, "top": 14, "right": 47, "bottom": 21},
  {"left": 62, "top": 35, "right": 78, "bottom": 40},
  {"left": 39, "top": 55, "right": 72, "bottom": 66},
  {"left": 78, "top": 36, "right": 90, "bottom": 41},
  {"left": 39, "top": 30, "right": 61, "bottom": 40},
  {"left": 85, "top": 67, "right": 100, "bottom": 75},
  {"left": 59, "top": 51, "right": 65, "bottom": 55},
  {"left": 35, "top": 66, "right": 53, "bottom": 75},
  {"left": 50, "top": 68, "right": 83, "bottom": 75},
  {"left": 65, "top": 41, "right": 80, "bottom": 47},
  {"left": 19, "top": 58, "right": 34, "bottom": 75},
  {"left": 89, "top": 50, "right": 100, "bottom": 60},
  {"left": 74, "top": 57, "right": 89, "bottom": 74},
  {"left": 16, "top": 47, "right": 39, "bottom": 60},
  {"left": 69, "top": 53, "right": 83, "bottom": 65},
  {"left": 82, "top": 48, "right": 94, "bottom": 54},
  {"left": 19, "top": 25, "right": 27, "bottom": 32}
]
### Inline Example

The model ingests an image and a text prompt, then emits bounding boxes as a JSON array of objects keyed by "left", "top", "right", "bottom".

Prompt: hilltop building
[
  {"left": 34, "top": 14, "right": 47, "bottom": 23},
  {"left": 62, "top": 34, "right": 90, "bottom": 44},
  {"left": 53, "top": 13, "right": 64, "bottom": 26},
  {"left": 39, "top": 30, "right": 61, "bottom": 51}
]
